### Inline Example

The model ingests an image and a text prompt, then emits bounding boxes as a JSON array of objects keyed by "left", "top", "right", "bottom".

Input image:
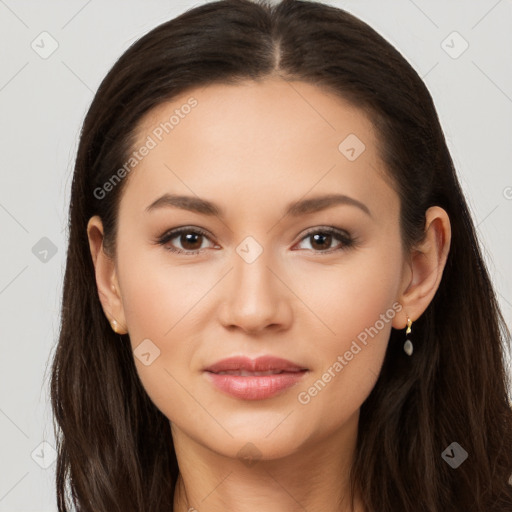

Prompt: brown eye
[
  {"left": 309, "top": 232, "right": 333, "bottom": 251},
  {"left": 295, "top": 227, "right": 354, "bottom": 253},
  {"left": 157, "top": 227, "right": 215, "bottom": 254},
  {"left": 177, "top": 232, "right": 204, "bottom": 251}
]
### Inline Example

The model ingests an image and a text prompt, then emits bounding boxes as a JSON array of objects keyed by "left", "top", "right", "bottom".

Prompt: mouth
[{"left": 203, "top": 355, "right": 309, "bottom": 400}]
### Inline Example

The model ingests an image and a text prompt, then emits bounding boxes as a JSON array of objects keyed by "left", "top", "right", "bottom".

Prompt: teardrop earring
[{"left": 403, "top": 316, "right": 413, "bottom": 356}]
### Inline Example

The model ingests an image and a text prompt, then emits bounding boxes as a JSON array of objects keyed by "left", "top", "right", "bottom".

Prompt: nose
[{"left": 217, "top": 247, "right": 293, "bottom": 334}]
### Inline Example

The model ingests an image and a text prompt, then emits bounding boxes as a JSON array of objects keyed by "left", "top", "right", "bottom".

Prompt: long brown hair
[{"left": 50, "top": 0, "right": 512, "bottom": 510}]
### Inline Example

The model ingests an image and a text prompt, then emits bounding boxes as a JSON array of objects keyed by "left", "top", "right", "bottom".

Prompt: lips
[
  {"left": 203, "top": 356, "right": 308, "bottom": 400},
  {"left": 204, "top": 355, "right": 307, "bottom": 374}
]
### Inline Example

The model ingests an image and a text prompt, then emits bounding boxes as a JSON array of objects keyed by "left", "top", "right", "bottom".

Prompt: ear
[
  {"left": 392, "top": 206, "right": 451, "bottom": 329},
  {"left": 86, "top": 215, "right": 127, "bottom": 334}
]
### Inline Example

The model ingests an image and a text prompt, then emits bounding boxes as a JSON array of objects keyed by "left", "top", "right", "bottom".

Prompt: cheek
[
  {"left": 118, "top": 243, "right": 209, "bottom": 340},
  {"left": 293, "top": 245, "right": 403, "bottom": 349},
  {"left": 115, "top": 246, "right": 216, "bottom": 418},
  {"left": 292, "top": 244, "right": 403, "bottom": 419}
]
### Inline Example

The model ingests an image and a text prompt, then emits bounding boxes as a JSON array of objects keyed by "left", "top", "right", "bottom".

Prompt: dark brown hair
[{"left": 50, "top": 0, "right": 512, "bottom": 510}]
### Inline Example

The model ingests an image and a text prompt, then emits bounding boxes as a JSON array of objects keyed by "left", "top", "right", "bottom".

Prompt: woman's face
[{"left": 101, "top": 78, "right": 412, "bottom": 460}]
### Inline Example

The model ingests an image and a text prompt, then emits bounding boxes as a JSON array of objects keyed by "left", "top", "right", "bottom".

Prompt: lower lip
[{"left": 204, "top": 371, "right": 308, "bottom": 400}]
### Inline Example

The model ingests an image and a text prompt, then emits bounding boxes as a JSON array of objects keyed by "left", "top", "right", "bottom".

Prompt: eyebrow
[{"left": 145, "top": 193, "right": 372, "bottom": 218}]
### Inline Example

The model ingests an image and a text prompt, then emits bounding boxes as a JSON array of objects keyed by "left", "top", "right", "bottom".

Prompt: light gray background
[{"left": 0, "top": 0, "right": 511, "bottom": 510}]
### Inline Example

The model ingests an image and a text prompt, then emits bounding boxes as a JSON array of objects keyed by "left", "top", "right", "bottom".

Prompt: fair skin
[{"left": 87, "top": 78, "right": 451, "bottom": 512}]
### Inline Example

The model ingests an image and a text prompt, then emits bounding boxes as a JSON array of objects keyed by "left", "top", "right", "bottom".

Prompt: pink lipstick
[{"left": 203, "top": 355, "right": 308, "bottom": 400}]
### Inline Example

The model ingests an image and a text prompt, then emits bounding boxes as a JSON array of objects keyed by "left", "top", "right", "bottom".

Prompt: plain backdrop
[{"left": 0, "top": 0, "right": 511, "bottom": 510}]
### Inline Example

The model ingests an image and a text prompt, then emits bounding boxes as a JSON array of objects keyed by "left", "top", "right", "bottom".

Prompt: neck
[{"left": 171, "top": 411, "right": 365, "bottom": 512}]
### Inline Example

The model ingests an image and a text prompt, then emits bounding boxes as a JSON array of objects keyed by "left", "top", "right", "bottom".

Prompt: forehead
[
  {"left": 121, "top": 78, "right": 397, "bottom": 223},
  {"left": 136, "top": 77, "right": 376, "bottom": 155}
]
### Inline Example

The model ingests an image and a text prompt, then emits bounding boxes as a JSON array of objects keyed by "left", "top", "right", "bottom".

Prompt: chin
[{"left": 202, "top": 417, "right": 309, "bottom": 462}]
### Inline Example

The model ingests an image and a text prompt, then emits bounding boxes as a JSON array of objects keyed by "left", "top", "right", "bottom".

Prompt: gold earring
[
  {"left": 403, "top": 316, "right": 413, "bottom": 356},
  {"left": 110, "top": 316, "right": 127, "bottom": 335},
  {"left": 111, "top": 318, "right": 126, "bottom": 334}
]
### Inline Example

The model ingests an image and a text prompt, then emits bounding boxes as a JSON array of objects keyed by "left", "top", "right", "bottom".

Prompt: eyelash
[{"left": 155, "top": 226, "right": 356, "bottom": 256}]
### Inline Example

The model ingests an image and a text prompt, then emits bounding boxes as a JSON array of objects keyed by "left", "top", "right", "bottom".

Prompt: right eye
[{"left": 156, "top": 226, "right": 218, "bottom": 255}]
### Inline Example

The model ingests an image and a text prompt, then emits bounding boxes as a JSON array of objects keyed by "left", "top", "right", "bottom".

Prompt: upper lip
[{"left": 204, "top": 356, "right": 308, "bottom": 373}]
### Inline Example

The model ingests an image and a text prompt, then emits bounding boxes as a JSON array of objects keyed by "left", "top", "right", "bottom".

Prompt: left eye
[{"left": 294, "top": 227, "right": 354, "bottom": 253}]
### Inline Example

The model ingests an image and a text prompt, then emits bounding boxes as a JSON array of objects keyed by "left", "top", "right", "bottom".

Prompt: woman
[{"left": 50, "top": 0, "right": 512, "bottom": 510}]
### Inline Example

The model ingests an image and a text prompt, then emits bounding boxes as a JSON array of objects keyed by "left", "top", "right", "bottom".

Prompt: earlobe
[
  {"left": 86, "top": 215, "right": 128, "bottom": 334},
  {"left": 393, "top": 206, "right": 451, "bottom": 329}
]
